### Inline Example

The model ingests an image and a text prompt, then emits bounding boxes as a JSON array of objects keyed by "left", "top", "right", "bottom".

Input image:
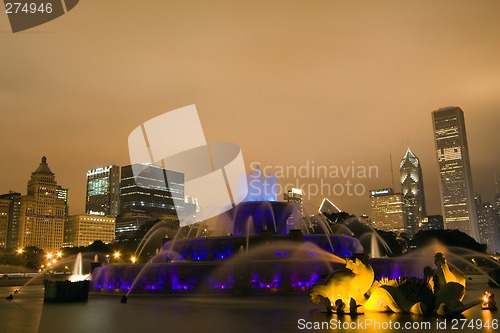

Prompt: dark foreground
[{"left": 0, "top": 276, "right": 497, "bottom": 333}]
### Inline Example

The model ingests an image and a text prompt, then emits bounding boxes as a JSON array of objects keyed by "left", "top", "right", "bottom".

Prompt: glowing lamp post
[{"left": 482, "top": 291, "right": 497, "bottom": 310}]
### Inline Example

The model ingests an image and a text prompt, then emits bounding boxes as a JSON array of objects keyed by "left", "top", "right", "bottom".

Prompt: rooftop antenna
[
  {"left": 495, "top": 174, "right": 499, "bottom": 194},
  {"left": 390, "top": 154, "right": 395, "bottom": 191}
]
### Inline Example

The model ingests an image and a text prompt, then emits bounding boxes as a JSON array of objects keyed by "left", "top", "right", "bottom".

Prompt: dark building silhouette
[{"left": 427, "top": 215, "right": 444, "bottom": 230}]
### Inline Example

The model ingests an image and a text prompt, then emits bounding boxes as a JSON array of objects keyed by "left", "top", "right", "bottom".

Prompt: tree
[
  {"left": 87, "top": 240, "right": 111, "bottom": 253},
  {"left": 323, "top": 211, "right": 354, "bottom": 225},
  {"left": 0, "top": 250, "right": 24, "bottom": 266},
  {"left": 411, "top": 229, "right": 487, "bottom": 252},
  {"left": 23, "top": 246, "right": 45, "bottom": 270},
  {"left": 373, "top": 229, "right": 404, "bottom": 256}
]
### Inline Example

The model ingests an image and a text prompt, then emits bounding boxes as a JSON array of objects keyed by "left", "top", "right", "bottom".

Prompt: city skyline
[{"left": 1, "top": 1, "right": 499, "bottom": 218}]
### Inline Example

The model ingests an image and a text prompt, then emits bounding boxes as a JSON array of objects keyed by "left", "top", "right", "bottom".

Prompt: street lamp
[
  {"left": 130, "top": 256, "right": 137, "bottom": 264},
  {"left": 113, "top": 251, "right": 121, "bottom": 259},
  {"left": 16, "top": 248, "right": 24, "bottom": 255}
]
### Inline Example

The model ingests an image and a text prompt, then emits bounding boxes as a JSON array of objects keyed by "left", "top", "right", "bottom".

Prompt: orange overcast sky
[{"left": 1, "top": 0, "right": 499, "bottom": 216}]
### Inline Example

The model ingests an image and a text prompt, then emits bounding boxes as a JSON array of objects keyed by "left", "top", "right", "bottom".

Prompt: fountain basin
[
  {"left": 91, "top": 260, "right": 345, "bottom": 294},
  {"left": 91, "top": 256, "right": 445, "bottom": 295},
  {"left": 43, "top": 279, "right": 90, "bottom": 302}
]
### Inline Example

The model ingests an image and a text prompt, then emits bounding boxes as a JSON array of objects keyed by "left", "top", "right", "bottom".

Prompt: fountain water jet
[{"left": 69, "top": 253, "right": 89, "bottom": 282}]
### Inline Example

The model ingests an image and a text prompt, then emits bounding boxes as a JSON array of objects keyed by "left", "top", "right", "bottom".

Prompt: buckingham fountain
[
  {"left": 89, "top": 175, "right": 496, "bottom": 317},
  {"left": 91, "top": 199, "right": 362, "bottom": 295},
  {"left": 91, "top": 204, "right": 495, "bottom": 316}
]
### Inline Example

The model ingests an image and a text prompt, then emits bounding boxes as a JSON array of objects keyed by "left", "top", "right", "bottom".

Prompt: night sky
[{"left": 1, "top": 0, "right": 499, "bottom": 217}]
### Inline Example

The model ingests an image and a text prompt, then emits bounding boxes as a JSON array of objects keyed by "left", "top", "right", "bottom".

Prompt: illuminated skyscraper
[
  {"left": 18, "top": 157, "right": 67, "bottom": 252},
  {"left": 86, "top": 166, "right": 120, "bottom": 216},
  {"left": 496, "top": 192, "right": 500, "bottom": 224},
  {"left": 400, "top": 148, "right": 427, "bottom": 235},
  {"left": 432, "top": 107, "right": 479, "bottom": 240},
  {"left": 369, "top": 188, "right": 405, "bottom": 233}
]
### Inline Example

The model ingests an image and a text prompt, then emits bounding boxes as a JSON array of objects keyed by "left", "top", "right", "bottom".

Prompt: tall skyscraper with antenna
[
  {"left": 400, "top": 148, "right": 427, "bottom": 235},
  {"left": 495, "top": 175, "right": 500, "bottom": 238},
  {"left": 495, "top": 175, "right": 500, "bottom": 212},
  {"left": 432, "top": 107, "right": 479, "bottom": 241}
]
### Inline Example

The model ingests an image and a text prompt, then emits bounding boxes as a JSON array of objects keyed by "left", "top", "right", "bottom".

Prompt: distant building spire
[
  {"left": 34, "top": 156, "right": 53, "bottom": 174},
  {"left": 390, "top": 154, "right": 395, "bottom": 191},
  {"left": 495, "top": 174, "right": 499, "bottom": 194}
]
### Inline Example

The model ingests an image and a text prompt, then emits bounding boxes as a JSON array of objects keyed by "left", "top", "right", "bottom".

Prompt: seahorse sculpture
[
  {"left": 309, "top": 252, "right": 480, "bottom": 316},
  {"left": 308, "top": 257, "right": 374, "bottom": 312}
]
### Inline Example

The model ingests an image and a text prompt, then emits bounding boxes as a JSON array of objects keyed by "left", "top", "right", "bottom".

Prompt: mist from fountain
[
  {"left": 330, "top": 223, "right": 354, "bottom": 236},
  {"left": 207, "top": 241, "right": 347, "bottom": 292},
  {"left": 369, "top": 240, "right": 500, "bottom": 284},
  {"left": 370, "top": 233, "right": 380, "bottom": 258},
  {"left": 101, "top": 240, "right": 348, "bottom": 296},
  {"left": 357, "top": 232, "right": 392, "bottom": 259},
  {"left": 134, "top": 221, "right": 170, "bottom": 260},
  {"left": 245, "top": 216, "right": 254, "bottom": 253},
  {"left": 9, "top": 254, "right": 85, "bottom": 296}
]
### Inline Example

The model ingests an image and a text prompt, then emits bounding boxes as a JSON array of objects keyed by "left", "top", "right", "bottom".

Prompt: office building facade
[
  {"left": 369, "top": 188, "right": 405, "bottom": 233},
  {"left": 0, "top": 192, "right": 22, "bottom": 250},
  {"left": 476, "top": 194, "right": 500, "bottom": 253},
  {"left": 64, "top": 214, "right": 115, "bottom": 247}
]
